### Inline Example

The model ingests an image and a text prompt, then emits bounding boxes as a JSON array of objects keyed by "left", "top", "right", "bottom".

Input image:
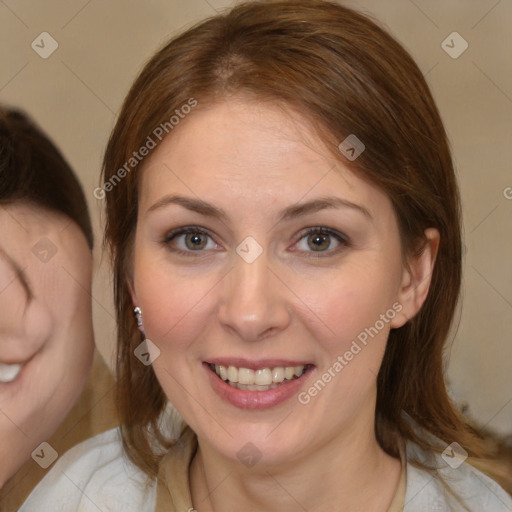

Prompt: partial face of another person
[
  {"left": 129, "top": 98, "right": 437, "bottom": 468},
  {"left": 0, "top": 203, "right": 94, "bottom": 486}
]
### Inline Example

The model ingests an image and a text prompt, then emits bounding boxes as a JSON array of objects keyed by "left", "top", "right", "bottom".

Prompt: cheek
[
  {"left": 0, "top": 273, "right": 27, "bottom": 337},
  {"left": 23, "top": 299, "right": 53, "bottom": 350},
  {"left": 134, "top": 258, "right": 219, "bottom": 350},
  {"left": 292, "top": 258, "right": 400, "bottom": 355}
]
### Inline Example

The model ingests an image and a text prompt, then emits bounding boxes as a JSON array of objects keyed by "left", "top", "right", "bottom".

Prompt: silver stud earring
[{"left": 133, "top": 306, "right": 143, "bottom": 327}]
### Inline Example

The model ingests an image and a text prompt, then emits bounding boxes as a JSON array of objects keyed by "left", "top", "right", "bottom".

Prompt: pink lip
[
  {"left": 0, "top": 358, "right": 31, "bottom": 390},
  {"left": 205, "top": 358, "right": 312, "bottom": 370},
  {"left": 0, "top": 348, "right": 43, "bottom": 388},
  {"left": 0, "top": 358, "right": 30, "bottom": 366},
  {"left": 203, "top": 362, "right": 314, "bottom": 410},
  {"left": 0, "top": 348, "right": 40, "bottom": 367}
]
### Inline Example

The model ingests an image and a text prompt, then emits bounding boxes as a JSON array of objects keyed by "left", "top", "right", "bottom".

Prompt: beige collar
[{"left": 155, "top": 426, "right": 407, "bottom": 512}]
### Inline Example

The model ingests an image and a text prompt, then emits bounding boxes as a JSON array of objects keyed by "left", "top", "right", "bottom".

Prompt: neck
[{"left": 189, "top": 412, "right": 402, "bottom": 512}]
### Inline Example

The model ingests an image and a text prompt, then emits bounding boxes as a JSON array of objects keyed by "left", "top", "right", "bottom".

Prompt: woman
[
  {"left": 20, "top": 1, "right": 512, "bottom": 510},
  {"left": 0, "top": 107, "right": 95, "bottom": 489}
]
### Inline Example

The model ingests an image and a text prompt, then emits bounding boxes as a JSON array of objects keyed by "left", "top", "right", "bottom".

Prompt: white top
[{"left": 19, "top": 426, "right": 512, "bottom": 512}]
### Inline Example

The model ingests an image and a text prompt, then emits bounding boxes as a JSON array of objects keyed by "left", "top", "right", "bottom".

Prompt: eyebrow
[{"left": 146, "top": 194, "right": 373, "bottom": 222}]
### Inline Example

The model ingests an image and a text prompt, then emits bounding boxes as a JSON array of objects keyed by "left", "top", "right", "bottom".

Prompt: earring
[{"left": 133, "top": 306, "right": 143, "bottom": 327}]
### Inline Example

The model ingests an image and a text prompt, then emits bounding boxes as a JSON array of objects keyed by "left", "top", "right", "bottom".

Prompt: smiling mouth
[
  {"left": 0, "top": 362, "right": 23, "bottom": 383},
  {"left": 208, "top": 363, "right": 312, "bottom": 391}
]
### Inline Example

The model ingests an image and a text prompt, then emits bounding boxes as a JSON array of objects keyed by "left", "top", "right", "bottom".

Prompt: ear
[{"left": 390, "top": 228, "right": 440, "bottom": 329}]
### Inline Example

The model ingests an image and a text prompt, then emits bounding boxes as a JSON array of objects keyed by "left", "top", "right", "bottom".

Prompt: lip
[
  {"left": 0, "top": 357, "right": 31, "bottom": 366},
  {"left": 0, "top": 336, "right": 43, "bottom": 367},
  {"left": 203, "top": 361, "right": 315, "bottom": 410},
  {"left": 0, "top": 350, "right": 41, "bottom": 386},
  {"left": 0, "top": 352, "right": 38, "bottom": 368},
  {"left": 206, "top": 358, "right": 312, "bottom": 370}
]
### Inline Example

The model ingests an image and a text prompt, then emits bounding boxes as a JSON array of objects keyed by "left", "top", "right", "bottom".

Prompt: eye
[
  {"left": 163, "top": 226, "right": 219, "bottom": 253},
  {"left": 293, "top": 227, "right": 349, "bottom": 255}
]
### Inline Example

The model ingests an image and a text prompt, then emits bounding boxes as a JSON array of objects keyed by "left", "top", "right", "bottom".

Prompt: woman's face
[
  {"left": 130, "top": 99, "right": 434, "bottom": 467},
  {"left": 0, "top": 203, "right": 94, "bottom": 486}
]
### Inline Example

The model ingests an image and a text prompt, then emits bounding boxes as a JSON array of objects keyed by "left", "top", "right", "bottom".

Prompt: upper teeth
[
  {"left": 214, "top": 365, "right": 305, "bottom": 386},
  {"left": 0, "top": 363, "right": 22, "bottom": 383}
]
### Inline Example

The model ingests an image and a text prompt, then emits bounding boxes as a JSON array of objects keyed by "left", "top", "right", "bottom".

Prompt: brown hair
[
  {"left": 0, "top": 106, "right": 94, "bottom": 249},
  {"left": 102, "top": 0, "right": 509, "bottom": 491}
]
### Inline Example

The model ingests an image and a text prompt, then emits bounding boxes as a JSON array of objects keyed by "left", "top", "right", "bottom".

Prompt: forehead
[
  {"left": 0, "top": 202, "right": 88, "bottom": 264},
  {"left": 138, "top": 99, "right": 391, "bottom": 219}
]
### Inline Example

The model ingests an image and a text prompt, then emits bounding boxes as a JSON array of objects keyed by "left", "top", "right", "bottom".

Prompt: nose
[{"left": 217, "top": 250, "right": 292, "bottom": 342}]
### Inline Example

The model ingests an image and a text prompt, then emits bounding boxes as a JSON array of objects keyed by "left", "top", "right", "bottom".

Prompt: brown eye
[
  {"left": 184, "top": 232, "right": 208, "bottom": 250},
  {"left": 307, "top": 233, "right": 331, "bottom": 251},
  {"left": 294, "top": 227, "right": 349, "bottom": 255},
  {"left": 164, "top": 227, "right": 217, "bottom": 253}
]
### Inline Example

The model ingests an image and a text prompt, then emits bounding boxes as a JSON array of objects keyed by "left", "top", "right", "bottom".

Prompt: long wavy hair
[{"left": 101, "top": 0, "right": 510, "bottom": 492}]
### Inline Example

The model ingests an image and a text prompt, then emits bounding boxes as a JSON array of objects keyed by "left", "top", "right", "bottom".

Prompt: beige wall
[{"left": 1, "top": 0, "right": 510, "bottom": 437}]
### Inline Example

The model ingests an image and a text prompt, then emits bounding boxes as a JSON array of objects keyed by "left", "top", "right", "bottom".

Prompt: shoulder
[
  {"left": 19, "top": 428, "right": 156, "bottom": 512},
  {"left": 404, "top": 441, "right": 512, "bottom": 511}
]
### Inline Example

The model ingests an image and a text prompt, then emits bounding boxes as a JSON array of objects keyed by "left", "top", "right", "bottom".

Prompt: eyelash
[{"left": 162, "top": 226, "right": 350, "bottom": 258}]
